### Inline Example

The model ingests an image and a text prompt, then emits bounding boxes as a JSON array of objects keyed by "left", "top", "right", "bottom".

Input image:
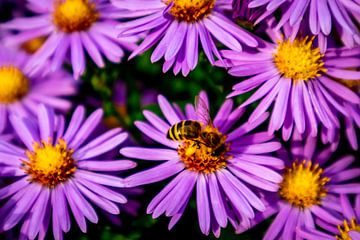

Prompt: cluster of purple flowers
[{"left": 0, "top": 0, "right": 359, "bottom": 239}]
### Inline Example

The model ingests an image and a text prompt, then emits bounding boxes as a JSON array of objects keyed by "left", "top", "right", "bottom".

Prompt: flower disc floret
[
  {"left": 0, "top": 66, "right": 29, "bottom": 103},
  {"left": 53, "top": 0, "right": 99, "bottom": 33},
  {"left": 21, "top": 37, "right": 47, "bottom": 54},
  {"left": 336, "top": 218, "right": 360, "bottom": 240},
  {"left": 279, "top": 160, "right": 330, "bottom": 208},
  {"left": 274, "top": 37, "right": 326, "bottom": 81},
  {"left": 23, "top": 139, "right": 76, "bottom": 188},
  {"left": 164, "top": 0, "right": 216, "bottom": 22},
  {"left": 177, "top": 125, "right": 230, "bottom": 174}
]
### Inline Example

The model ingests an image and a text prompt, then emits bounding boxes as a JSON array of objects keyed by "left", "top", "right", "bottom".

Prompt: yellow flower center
[
  {"left": 53, "top": 0, "right": 99, "bottom": 33},
  {"left": 279, "top": 160, "right": 330, "bottom": 208},
  {"left": 0, "top": 66, "right": 29, "bottom": 104},
  {"left": 23, "top": 139, "right": 76, "bottom": 188},
  {"left": 336, "top": 218, "right": 360, "bottom": 240},
  {"left": 164, "top": 0, "right": 215, "bottom": 22},
  {"left": 274, "top": 37, "right": 326, "bottom": 81},
  {"left": 21, "top": 37, "right": 47, "bottom": 54},
  {"left": 177, "top": 125, "right": 230, "bottom": 174}
]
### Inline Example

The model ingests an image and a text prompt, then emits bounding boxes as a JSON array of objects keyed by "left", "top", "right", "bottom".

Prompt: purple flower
[
  {"left": 0, "top": 105, "right": 136, "bottom": 239},
  {"left": 320, "top": 78, "right": 360, "bottom": 151},
  {"left": 0, "top": 46, "right": 76, "bottom": 135},
  {"left": 297, "top": 194, "right": 360, "bottom": 240},
  {"left": 1, "top": 0, "right": 137, "bottom": 79},
  {"left": 232, "top": 0, "right": 261, "bottom": 23},
  {"left": 222, "top": 21, "right": 360, "bottom": 142},
  {"left": 237, "top": 132, "right": 360, "bottom": 239},
  {"left": 112, "top": 0, "right": 259, "bottom": 76},
  {"left": 248, "top": 0, "right": 360, "bottom": 48},
  {"left": 321, "top": 101, "right": 360, "bottom": 151},
  {"left": 121, "top": 91, "right": 283, "bottom": 237}
]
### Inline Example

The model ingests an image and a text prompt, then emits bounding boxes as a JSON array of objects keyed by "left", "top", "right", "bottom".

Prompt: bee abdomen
[{"left": 167, "top": 120, "right": 201, "bottom": 141}]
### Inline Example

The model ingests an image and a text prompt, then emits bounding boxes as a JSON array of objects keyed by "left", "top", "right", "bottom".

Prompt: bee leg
[{"left": 185, "top": 144, "right": 197, "bottom": 156}]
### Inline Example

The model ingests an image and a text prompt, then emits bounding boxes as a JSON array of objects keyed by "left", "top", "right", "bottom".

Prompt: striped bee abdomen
[{"left": 167, "top": 120, "right": 202, "bottom": 141}]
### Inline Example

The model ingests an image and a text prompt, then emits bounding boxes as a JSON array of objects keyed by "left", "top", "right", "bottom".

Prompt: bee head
[{"left": 201, "top": 132, "right": 221, "bottom": 147}]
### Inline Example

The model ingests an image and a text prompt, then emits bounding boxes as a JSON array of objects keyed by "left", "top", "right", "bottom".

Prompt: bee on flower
[{"left": 121, "top": 91, "right": 284, "bottom": 237}]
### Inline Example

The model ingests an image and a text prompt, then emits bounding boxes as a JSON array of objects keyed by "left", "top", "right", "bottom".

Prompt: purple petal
[
  {"left": 76, "top": 170, "right": 125, "bottom": 188},
  {"left": 124, "top": 161, "right": 184, "bottom": 187},
  {"left": 197, "top": 174, "right": 211, "bottom": 235},
  {"left": 78, "top": 160, "right": 136, "bottom": 172},
  {"left": 120, "top": 147, "right": 178, "bottom": 161},
  {"left": 208, "top": 173, "right": 227, "bottom": 227}
]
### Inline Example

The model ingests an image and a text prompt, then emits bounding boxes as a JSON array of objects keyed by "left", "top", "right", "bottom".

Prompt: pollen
[
  {"left": 21, "top": 37, "right": 47, "bottom": 54},
  {"left": 279, "top": 160, "right": 330, "bottom": 208},
  {"left": 336, "top": 218, "right": 360, "bottom": 240},
  {"left": 164, "top": 0, "right": 215, "bottom": 22},
  {"left": 274, "top": 37, "right": 326, "bottom": 81},
  {"left": 23, "top": 139, "right": 76, "bottom": 188},
  {"left": 0, "top": 66, "right": 29, "bottom": 104},
  {"left": 177, "top": 125, "right": 230, "bottom": 174},
  {"left": 53, "top": 0, "right": 99, "bottom": 33}
]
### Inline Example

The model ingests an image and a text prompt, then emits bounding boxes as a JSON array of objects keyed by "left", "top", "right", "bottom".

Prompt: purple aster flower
[
  {"left": 248, "top": 0, "right": 360, "bottom": 48},
  {"left": 1, "top": 0, "right": 137, "bottom": 79},
  {"left": 232, "top": 0, "right": 261, "bottom": 24},
  {"left": 0, "top": 46, "right": 76, "bottom": 134},
  {"left": 320, "top": 77, "right": 360, "bottom": 151},
  {"left": 297, "top": 194, "right": 360, "bottom": 240},
  {"left": 320, "top": 102, "right": 360, "bottom": 151},
  {"left": 237, "top": 132, "right": 360, "bottom": 239},
  {"left": 221, "top": 21, "right": 360, "bottom": 142},
  {"left": 0, "top": 105, "right": 136, "bottom": 240},
  {"left": 112, "top": 0, "right": 259, "bottom": 76},
  {"left": 120, "top": 91, "right": 284, "bottom": 237}
]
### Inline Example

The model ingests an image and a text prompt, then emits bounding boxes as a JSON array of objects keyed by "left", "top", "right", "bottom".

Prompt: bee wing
[{"left": 195, "top": 93, "right": 212, "bottom": 126}]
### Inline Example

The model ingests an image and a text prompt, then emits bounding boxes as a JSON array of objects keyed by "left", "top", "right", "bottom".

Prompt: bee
[
  {"left": 166, "top": 94, "right": 226, "bottom": 156},
  {"left": 199, "top": 130, "right": 227, "bottom": 156},
  {"left": 166, "top": 120, "right": 202, "bottom": 141}
]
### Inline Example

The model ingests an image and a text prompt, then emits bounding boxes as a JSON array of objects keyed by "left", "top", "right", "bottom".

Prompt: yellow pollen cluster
[
  {"left": 23, "top": 139, "right": 76, "bottom": 188},
  {"left": 274, "top": 37, "right": 326, "bottom": 81},
  {"left": 164, "top": 0, "right": 215, "bottom": 22},
  {"left": 336, "top": 218, "right": 360, "bottom": 240},
  {"left": 0, "top": 66, "right": 29, "bottom": 104},
  {"left": 177, "top": 125, "right": 230, "bottom": 174},
  {"left": 53, "top": 0, "right": 99, "bottom": 33},
  {"left": 21, "top": 37, "right": 47, "bottom": 54},
  {"left": 279, "top": 160, "right": 330, "bottom": 208}
]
